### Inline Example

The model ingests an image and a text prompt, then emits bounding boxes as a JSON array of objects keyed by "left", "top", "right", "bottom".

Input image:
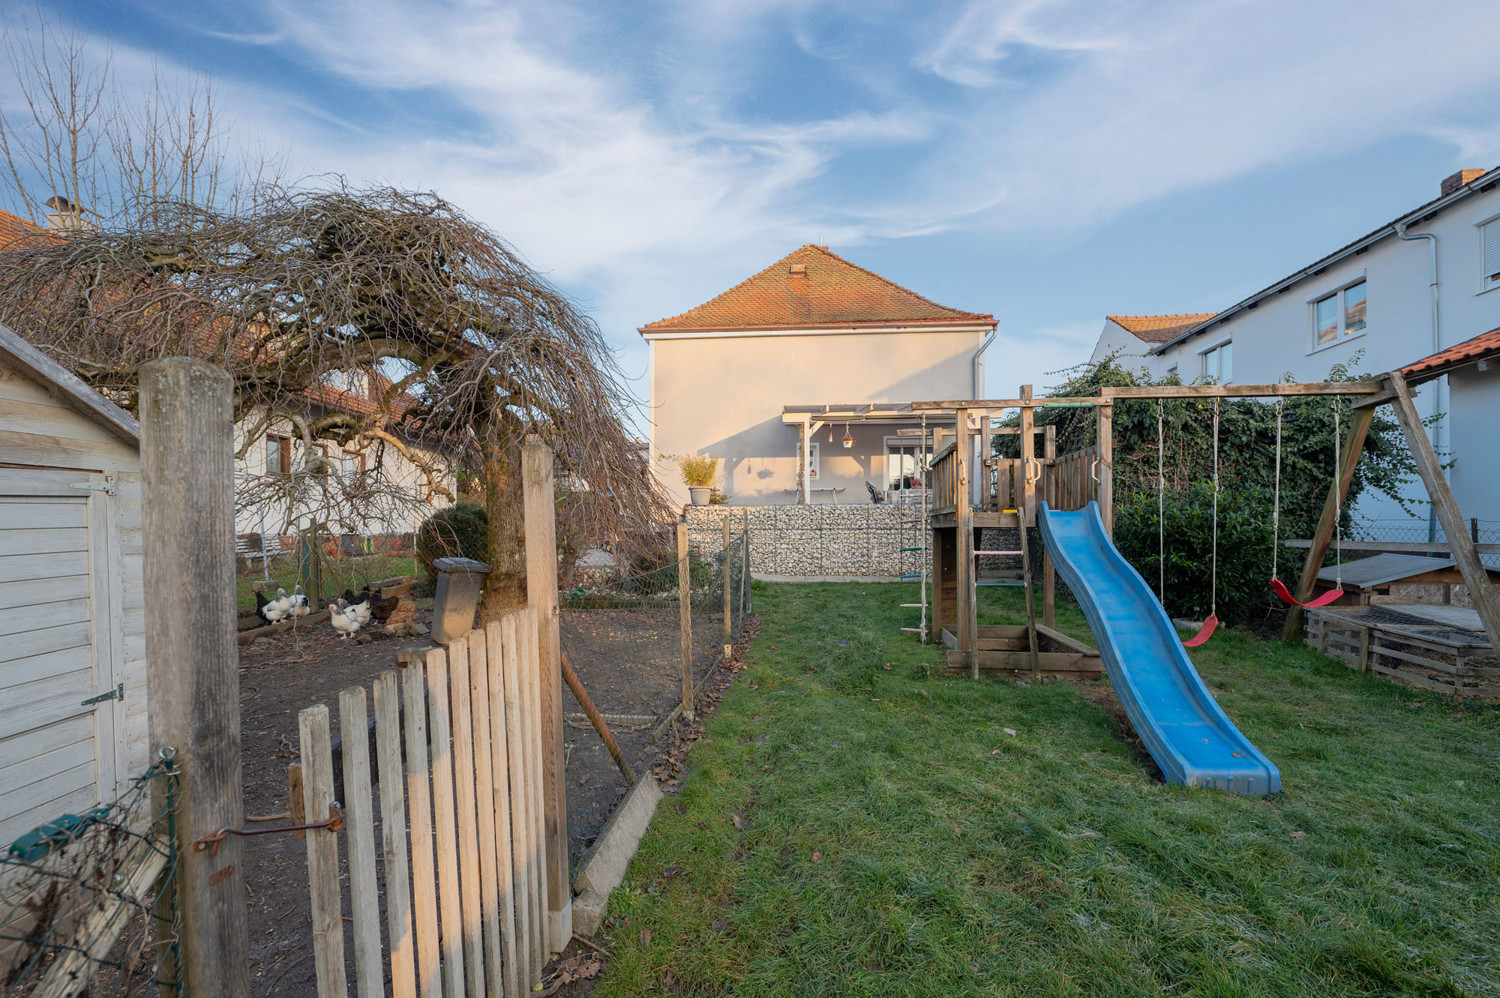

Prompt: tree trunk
[{"left": 480, "top": 431, "right": 529, "bottom": 622}]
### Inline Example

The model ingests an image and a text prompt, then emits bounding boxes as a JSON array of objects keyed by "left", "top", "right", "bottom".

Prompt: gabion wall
[{"left": 684, "top": 504, "right": 933, "bottom": 578}]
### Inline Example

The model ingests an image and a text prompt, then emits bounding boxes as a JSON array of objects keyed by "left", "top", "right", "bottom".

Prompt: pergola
[{"left": 780, "top": 403, "right": 957, "bottom": 504}]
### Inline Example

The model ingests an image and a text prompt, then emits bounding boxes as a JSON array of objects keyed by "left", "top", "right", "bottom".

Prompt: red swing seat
[
  {"left": 1181, "top": 613, "right": 1218, "bottom": 648},
  {"left": 1269, "top": 578, "right": 1344, "bottom": 609}
]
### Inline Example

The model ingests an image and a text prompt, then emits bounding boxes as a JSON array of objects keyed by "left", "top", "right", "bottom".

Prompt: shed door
[{"left": 0, "top": 466, "right": 120, "bottom": 845}]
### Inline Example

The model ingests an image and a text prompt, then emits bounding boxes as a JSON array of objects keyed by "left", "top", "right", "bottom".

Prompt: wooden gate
[{"left": 297, "top": 606, "right": 554, "bottom": 998}]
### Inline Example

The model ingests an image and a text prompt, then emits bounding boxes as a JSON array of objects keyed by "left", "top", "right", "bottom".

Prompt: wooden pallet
[{"left": 1305, "top": 605, "right": 1500, "bottom": 699}]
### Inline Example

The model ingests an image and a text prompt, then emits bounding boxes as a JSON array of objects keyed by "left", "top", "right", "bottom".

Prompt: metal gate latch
[{"left": 194, "top": 805, "right": 344, "bottom": 856}]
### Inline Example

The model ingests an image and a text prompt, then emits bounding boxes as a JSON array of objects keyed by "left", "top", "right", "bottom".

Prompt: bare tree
[
  {"left": 0, "top": 182, "right": 672, "bottom": 617},
  {"left": 0, "top": 8, "right": 261, "bottom": 230}
]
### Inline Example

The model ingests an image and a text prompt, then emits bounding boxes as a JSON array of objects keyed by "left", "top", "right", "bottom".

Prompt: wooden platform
[
  {"left": 1305, "top": 604, "right": 1499, "bottom": 699},
  {"left": 937, "top": 624, "right": 1104, "bottom": 679},
  {"left": 930, "top": 510, "right": 1022, "bottom": 529}
]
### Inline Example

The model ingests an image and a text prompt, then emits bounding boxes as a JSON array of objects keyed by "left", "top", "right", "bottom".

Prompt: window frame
[
  {"left": 265, "top": 434, "right": 292, "bottom": 476},
  {"left": 1308, "top": 276, "right": 1368, "bottom": 352},
  {"left": 884, "top": 436, "right": 925, "bottom": 492},
  {"left": 797, "top": 439, "right": 820, "bottom": 480},
  {"left": 1198, "top": 338, "right": 1232, "bottom": 383},
  {"left": 1478, "top": 213, "right": 1500, "bottom": 294}
]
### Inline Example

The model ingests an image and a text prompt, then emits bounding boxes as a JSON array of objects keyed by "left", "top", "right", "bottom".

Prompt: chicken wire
[
  {"left": 1, "top": 754, "right": 180, "bottom": 997},
  {"left": 558, "top": 528, "right": 750, "bottom": 851}
]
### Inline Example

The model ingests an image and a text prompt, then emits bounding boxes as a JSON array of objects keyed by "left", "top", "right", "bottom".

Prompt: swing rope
[
  {"left": 1157, "top": 398, "right": 1165, "bottom": 601},
  {"left": 1180, "top": 399, "right": 1220, "bottom": 647},
  {"left": 1270, "top": 398, "right": 1346, "bottom": 609},
  {"left": 1210, "top": 397, "right": 1219, "bottom": 622}
]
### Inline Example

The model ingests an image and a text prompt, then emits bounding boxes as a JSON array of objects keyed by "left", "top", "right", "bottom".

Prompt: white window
[
  {"left": 1312, "top": 279, "right": 1367, "bottom": 347},
  {"left": 885, "top": 438, "right": 923, "bottom": 492},
  {"left": 1482, "top": 218, "right": 1500, "bottom": 292},
  {"left": 1200, "top": 341, "right": 1232, "bottom": 382},
  {"left": 797, "top": 440, "right": 820, "bottom": 479}
]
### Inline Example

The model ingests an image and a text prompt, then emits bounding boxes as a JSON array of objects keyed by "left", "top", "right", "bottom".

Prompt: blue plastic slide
[{"left": 1038, "top": 502, "right": 1281, "bottom": 795}]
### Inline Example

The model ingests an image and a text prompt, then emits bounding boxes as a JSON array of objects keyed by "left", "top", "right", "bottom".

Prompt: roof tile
[
  {"left": 641, "top": 245, "right": 993, "bottom": 331},
  {"left": 1404, "top": 327, "right": 1500, "bottom": 380},
  {"left": 1107, "top": 313, "right": 1218, "bottom": 344}
]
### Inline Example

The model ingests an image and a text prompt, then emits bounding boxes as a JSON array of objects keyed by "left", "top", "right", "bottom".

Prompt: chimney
[
  {"left": 788, "top": 263, "right": 807, "bottom": 276},
  {"left": 43, "top": 194, "right": 94, "bottom": 233},
  {"left": 1440, "top": 168, "right": 1486, "bottom": 197}
]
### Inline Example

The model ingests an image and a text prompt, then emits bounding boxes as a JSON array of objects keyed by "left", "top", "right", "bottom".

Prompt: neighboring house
[
  {"left": 0, "top": 209, "right": 454, "bottom": 540},
  {"left": 642, "top": 245, "right": 997, "bottom": 506},
  {"left": 0, "top": 322, "right": 146, "bottom": 843},
  {"left": 1089, "top": 167, "right": 1500, "bottom": 535},
  {"left": 233, "top": 367, "right": 456, "bottom": 538}
]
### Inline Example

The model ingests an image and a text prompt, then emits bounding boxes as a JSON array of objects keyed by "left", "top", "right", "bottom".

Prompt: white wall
[
  {"left": 1141, "top": 182, "right": 1500, "bottom": 531},
  {"left": 648, "top": 325, "right": 988, "bottom": 505},
  {"left": 232, "top": 410, "right": 455, "bottom": 537}
]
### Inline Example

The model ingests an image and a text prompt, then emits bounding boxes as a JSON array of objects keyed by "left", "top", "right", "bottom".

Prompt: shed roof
[
  {"left": 641, "top": 244, "right": 994, "bottom": 332},
  {"left": 1315, "top": 552, "right": 1500, "bottom": 588},
  {"left": 0, "top": 321, "right": 139, "bottom": 444}
]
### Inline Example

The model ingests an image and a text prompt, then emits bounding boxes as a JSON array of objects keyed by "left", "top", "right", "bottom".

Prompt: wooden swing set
[{"left": 909, "top": 370, "right": 1500, "bottom": 679}]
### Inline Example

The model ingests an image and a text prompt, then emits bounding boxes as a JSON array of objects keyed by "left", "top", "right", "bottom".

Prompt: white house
[
  {"left": 1089, "top": 167, "right": 1500, "bottom": 537},
  {"left": 643, "top": 244, "right": 996, "bottom": 507},
  {"left": 0, "top": 322, "right": 146, "bottom": 844}
]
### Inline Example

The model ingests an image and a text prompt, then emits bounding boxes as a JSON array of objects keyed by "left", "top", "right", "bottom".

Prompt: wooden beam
[
  {"left": 1102, "top": 382, "right": 1382, "bottom": 399},
  {"left": 912, "top": 396, "right": 1108, "bottom": 410},
  {"left": 1385, "top": 369, "right": 1500, "bottom": 652},
  {"left": 1097, "top": 402, "right": 1114, "bottom": 536},
  {"left": 677, "top": 521, "right": 694, "bottom": 720},
  {"left": 139, "top": 358, "right": 248, "bottom": 998},
  {"left": 522, "top": 441, "right": 571, "bottom": 950},
  {"left": 955, "top": 409, "right": 977, "bottom": 677},
  {"left": 1281, "top": 404, "right": 1374, "bottom": 641}
]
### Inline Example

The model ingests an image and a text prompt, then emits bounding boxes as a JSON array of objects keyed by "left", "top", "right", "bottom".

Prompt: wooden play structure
[{"left": 907, "top": 371, "right": 1500, "bottom": 684}]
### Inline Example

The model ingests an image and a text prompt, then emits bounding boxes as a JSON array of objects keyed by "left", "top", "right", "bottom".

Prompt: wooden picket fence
[{"left": 298, "top": 606, "right": 553, "bottom": 998}]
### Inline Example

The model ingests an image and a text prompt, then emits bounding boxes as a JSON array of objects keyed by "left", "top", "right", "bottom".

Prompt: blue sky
[{"left": 10, "top": 0, "right": 1500, "bottom": 429}]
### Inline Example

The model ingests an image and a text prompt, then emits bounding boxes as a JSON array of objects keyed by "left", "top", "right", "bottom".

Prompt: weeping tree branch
[{"left": 0, "top": 181, "right": 672, "bottom": 616}]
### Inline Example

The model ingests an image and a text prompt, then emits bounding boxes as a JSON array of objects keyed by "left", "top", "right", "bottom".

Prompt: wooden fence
[
  {"left": 297, "top": 606, "right": 554, "bottom": 998},
  {"left": 1041, "top": 445, "right": 1098, "bottom": 513}
]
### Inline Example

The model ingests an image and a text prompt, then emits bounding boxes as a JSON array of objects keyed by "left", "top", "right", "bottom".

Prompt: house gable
[{"left": 641, "top": 244, "right": 994, "bottom": 334}]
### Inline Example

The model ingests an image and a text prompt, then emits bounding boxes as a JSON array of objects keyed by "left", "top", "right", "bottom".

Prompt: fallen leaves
[
  {"left": 1002, "top": 727, "right": 1017, "bottom": 737},
  {"left": 544, "top": 952, "right": 602, "bottom": 988},
  {"left": 731, "top": 812, "right": 746, "bottom": 829},
  {"left": 811, "top": 851, "right": 822, "bottom": 862}
]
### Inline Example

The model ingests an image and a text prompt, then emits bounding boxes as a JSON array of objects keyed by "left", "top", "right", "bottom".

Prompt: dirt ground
[{"left": 234, "top": 602, "right": 704, "bottom": 996}]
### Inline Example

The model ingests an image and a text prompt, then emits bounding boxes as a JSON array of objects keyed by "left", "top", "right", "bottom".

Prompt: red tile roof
[
  {"left": 641, "top": 244, "right": 994, "bottom": 332},
  {"left": 1403, "top": 327, "right": 1500, "bottom": 383},
  {"left": 1107, "top": 313, "right": 1218, "bottom": 344},
  {"left": 0, "top": 210, "right": 58, "bottom": 250}
]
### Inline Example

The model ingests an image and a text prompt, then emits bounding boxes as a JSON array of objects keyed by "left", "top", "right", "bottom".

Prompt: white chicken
[
  {"left": 262, "top": 588, "right": 292, "bottom": 624},
  {"left": 330, "top": 599, "right": 362, "bottom": 640},
  {"left": 288, "top": 584, "right": 311, "bottom": 619},
  {"left": 347, "top": 598, "right": 373, "bottom": 626}
]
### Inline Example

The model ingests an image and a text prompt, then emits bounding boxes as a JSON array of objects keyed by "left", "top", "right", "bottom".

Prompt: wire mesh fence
[
  {"left": 234, "top": 529, "right": 420, "bottom": 616},
  {"left": 1356, "top": 516, "right": 1500, "bottom": 545},
  {"left": 1, "top": 754, "right": 180, "bottom": 997},
  {"left": 557, "top": 526, "right": 750, "bottom": 859}
]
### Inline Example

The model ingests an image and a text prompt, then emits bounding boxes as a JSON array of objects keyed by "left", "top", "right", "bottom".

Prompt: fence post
[
  {"left": 678, "top": 520, "right": 694, "bottom": 721},
  {"left": 521, "top": 440, "right": 571, "bottom": 951},
  {"left": 741, "top": 510, "right": 750, "bottom": 619},
  {"left": 140, "top": 358, "right": 248, "bottom": 998},
  {"left": 722, "top": 518, "right": 733, "bottom": 660}
]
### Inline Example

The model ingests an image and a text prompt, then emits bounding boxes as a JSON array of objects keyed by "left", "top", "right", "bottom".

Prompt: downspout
[
  {"left": 1394, "top": 222, "right": 1442, "bottom": 543},
  {"left": 973, "top": 324, "right": 998, "bottom": 399}
]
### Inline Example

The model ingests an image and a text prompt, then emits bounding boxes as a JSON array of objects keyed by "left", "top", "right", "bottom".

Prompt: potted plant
[{"left": 679, "top": 453, "right": 719, "bottom": 506}]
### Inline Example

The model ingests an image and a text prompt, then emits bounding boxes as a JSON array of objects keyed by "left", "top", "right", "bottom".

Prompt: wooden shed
[{"left": 0, "top": 323, "right": 145, "bottom": 845}]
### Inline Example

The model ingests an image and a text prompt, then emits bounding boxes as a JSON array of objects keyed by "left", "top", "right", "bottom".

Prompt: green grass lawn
[
  {"left": 234, "top": 553, "right": 417, "bottom": 612},
  {"left": 594, "top": 582, "right": 1500, "bottom": 997}
]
